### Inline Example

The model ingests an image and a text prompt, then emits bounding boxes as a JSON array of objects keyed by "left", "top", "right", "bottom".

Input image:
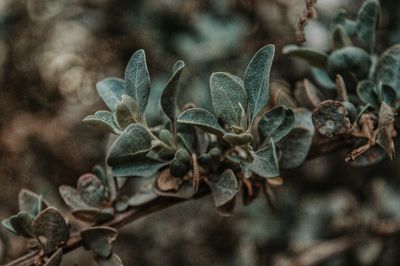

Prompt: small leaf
[
  {"left": 177, "top": 108, "right": 226, "bottom": 136},
  {"left": 206, "top": 169, "right": 239, "bottom": 207},
  {"left": 31, "top": 207, "right": 69, "bottom": 254},
  {"left": 81, "top": 226, "right": 118, "bottom": 258},
  {"left": 312, "top": 100, "right": 352, "bottom": 138},
  {"left": 311, "top": 68, "right": 336, "bottom": 91},
  {"left": 170, "top": 148, "right": 191, "bottom": 178},
  {"left": 112, "top": 158, "right": 168, "bottom": 178},
  {"left": 247, "top": 141, "right": 279, "bottom": 178},
  {"left": 376, "top": 102, "right": 396, "bottom": 161},
  {"left": 96, "top": 253, "right": 123, "bottom": 266},
  {"left": 357, "top": 80, "right": 379, "bottom": 108},
  {"left": 96, "top": 78, "right": 125, "bottom": 112},
  {"left": 128, "top": 183, "right": 158, "bottom": 207},
  {"left": 8, "top": 212, "right": 33, "bottom": 238},
  {"left": 210, "top": 72, "right": 247, "bottom": 126},
  {"left": 77, "top": 174, "right": 106, "bottom": 207},
  {"left": 107, "top": 123, "right": 152, "bottom": 166},
  {"left": 72, "top": 208, "right": 114, "bottom": 223},
  {"left": 380, "top": 84, "right": 397, "bottom": 107},
  {"left": 223, "top": 133, "right": 253, "bottom": 146},
  {"left": 161, "top": 60, "right": 185, "bottom": 124},
  {"left": 18, "top": 189, "right": 48, "bottom": 217},
  {"left": 115, "top": 95, "right": 141, "bottom": 129},
  {"left": 83, "top": 111, "right": 121, "bottom": 134},
  {"left": 356, "top": 0, "right": 380, "bottom": 52},
  {"left": 374, "top": 44, "right": 400, "bottom": 95},
  {"left": 269, "top": 81, "right": 298, "bottom": 108},
  {"left": 59, "top": 185, "right": 90, "bottom": 210},
  {"left": 44, "top": 248, "right": 63, "bottom": 266},
  {"left": 244, "top": 44, "right": 275, "bottom": 121},
  {"left": 124, "top": 49, "right": 151, "bottom": 115},
  {"left": 156, "top": 169, "right": 183, "bottom": 191},
  {"left": 294, "top": 79, "right": 323, "bottom": 109},
  {"left": 153, "top": 181, "right": 196, "bottom": 199},
  {"left": 282, "top": 45, "right": 328, "bottom": 68},
  {"left": 332, "top": 25, "right": 353, "bottom": 49},
  {"left": 258, "top": 106, "right": 294, "bottom": 144},
  {"left": 333, "top": 10, "right": 357, "bottom": 36}
]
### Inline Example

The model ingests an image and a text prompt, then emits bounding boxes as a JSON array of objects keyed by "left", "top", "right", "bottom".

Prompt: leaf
[
  {"left": 107, "top": 123, "right": 152, "bottom": 166},
  {"left": 81, "top": 226, "right": 118, "bottom": 258},
  {"left": 294, "top": 79, "right": 323, "bottom": 109},
  {"left": 161, "top": 60, "right": 185, "bottom": 124},
  {"left": 311, "top": 68, "right": 336, "bottom": 91},
  {"left": 124, "top": 49, "right": 151, "bottom": 115},
  {"left": 112, "top": 158, "right": 168, "bottom": 178},
  {"left": 115, "top": 95, "right": 141, "bottom": 129},
  {"left": 97, "top": 253, "right": 123, "bottom": 266},
  {"left": 177, "top": 108, "right": 226, "bottom": 136},
  {"left": 332, "top": 25, "right": 353, "bottom": 49},
  {"left": 282, "top": 45, "right": 328, "bottom": 68},
  {"left": 72, "top": 208, "right": 114, "bottom": 223},
  {"left": 44, "top": 248, "right": 63, "bottom": 266},
  {"left": 206, "top": 169, "right": 239, "bottom": 207},
  {"left": 247, "top": 141, "right": 279, "bottom": 178},
  {"left": 31, "top": 207, "right": 69, "bottom": 254},
  {"left": 8, "top": 212, "right": 33, "bottom": 238},
  {"left": 18, "top": 189, "right": 48, "bottom": 217},
  {"left": 269, "top": 80, "right": 297, "bottom": 108},
  {"left": 96, "top": 78, "right": 125, "bottom": 112},
  {"left": 356, "top": 0, "right": 380, "bottom": 52},
  {"left": 333, "top": 10, "right": 357, "bottom": 37},
  {"left": 210, "top": 72, "right": 247, "bottom": 126},
  {"left": 376, "top": 102, "right": 396, "bottom": 161},
  {"left": 258, "top": 106, "right": 294, "bottom": 144},
  {"left": 77, "top": 173, "right": 106, "bottom": 207},
  {"left": 170, "top": 148, "right": 191, "bottom": 178},
  {"left": 156, "top": 169, "right": 183, "bottom": 191},
  {"left": 244, "top": 44, "right": 275, "bottom": 121},
  {"left": 357, "top": 80, "right": 379, "bottom": 108},
  {"left": 128, "top": 183, "right": 158, "bottom": 207},
  {"left": 2, "top": 218, "right": 17, "bottom": 234},
  {"left": 59, "top": 185, "right": 90, "bottom": 210},
  {"left": 380, "top": 84, "right": 397, "bottom": 107},
  {"left": 223, "top": 133, "right": 253, "bottom": 146},
  {"left": 312, "top": 100, "right": 352, "bottom": 138},
  {"left": 83, "top": 111, "right": 121, "bottom": 134},
  {"left": 153, "top": 181, "right": 196, "bottom": 199},
  {"left": 374, "top": 44, "right": 400, "bottom": 95}
]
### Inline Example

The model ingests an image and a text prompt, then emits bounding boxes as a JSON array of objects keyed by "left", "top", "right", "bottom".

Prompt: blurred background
[{"left": 1, "top": 0, "right": 400, "bottom": 265}]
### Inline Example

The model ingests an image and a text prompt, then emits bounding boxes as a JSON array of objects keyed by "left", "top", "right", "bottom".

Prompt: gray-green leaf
[
  {"left": 112, "top": 158, "right": 168, "bottom": 178},
  {"left": 374, "top": 44, "right": 400, "bottom": 95},
  {"left": 206, "top": 169, "right": 239, "bottom": 207},
  {"left": 124, "top": 49, "right": 150, "bottom": 115},
  {"left": 244, "top": 44, "right": 275, "bottom": 121},
  {"left": 115, "top": 95, "right": 141, "bottom": 129},
  {"left": 81, "top": 226, "right": 118, "bottom": 258},
  {"left": 376, "top": 102, "right": 395, "bottom": 161},
  {"left": 258, "top": 106, "right": 294, "bottom": 144},
  {"left": 282, "top": 45, "right": 328, "bottom": 68},
  {"left": 177, "top": 108, "right": 226, "bottom": 136},
  {"left": 247, "top": 141, "right": 279, "bottom": 178},
  {"left": 83, "top": 111, "right": 121, "bottom": 134},
  {"left": 96, "top": 78, "right": 125, "bottom": 112},
  {"left": 357, "top": 80, "right": 379, "bottom": 108},
  {"left": 356, "top": 0, "right": 380, "bottom": 53},
  {"left": 107, "top": 123, "right": 152, "bottom": 166}
]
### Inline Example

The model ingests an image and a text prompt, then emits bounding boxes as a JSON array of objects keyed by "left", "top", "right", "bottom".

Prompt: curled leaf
[
  {"left": 258, "top": 105, "right": 294, "bottom": 144},
  {"left": 59, "top": 185, "right": 89, "bottom": 210},
  {"left": 81, "top": 226, "right": 118, "bottom": 258},
  {"left": 247, "top": 141, "right": 279, "bottom": 178},
  {"left": 96, "top": 78, "right": 125, "bottom": 112},
  {"left": 156, "top": 169, "right": 183, "bottom": 191},
  {"left": 206, "top": 169, "right": 239, "bottom": 208},
  {"left": 282, "top": 45, "right": 328, "bottom": 68},
  {"left": 18, "top": 189, "right": 48, "bottom": 217},
  {"left": 83, "top": 111, "right": 121, "bottom": 134}
]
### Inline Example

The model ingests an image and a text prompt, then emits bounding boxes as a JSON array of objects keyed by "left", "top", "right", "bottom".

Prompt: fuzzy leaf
[
  {"left": 206, "top": 169, "right": 239, "bottom": 207},
  {"left": 223, "top": 133, "right": 253, "bottom": 146},
  {"left": 96, "top": 78, "right": 125, "bottom": 112},
  {"left": 115, "top": 95, "right": 141, "bottom": 129},
  {"left": 374, "top": 44, "right": 400, "bottom": 95},
  {"left": 112, "top": 158, "right": 168, "bottom": 178},
  {"left": 380, "top": 84, "right": 397, "bottom": 107},
  {"left": 170, "top": 148, "right": 191, "bottom": 178},
  {"left": 332, "top": 25, "right": 353, "bottom": 49},
  {"left": 283, "top": 45, "right": 328, "bottom": 68},
  {"left": 334, "top": 10, "right": 357, "bottom": 36},
  {"left": 270, "top": 81, "right": 298, "bottom": 108},
  {"left": 83, "top": 111, "right": 121, "bottom": 134},
  {"left": 247, "top": 141, "right": 279, "bottom": 178},
  {"left": 31, "top": 207, "right": 69, "bottom": 254},
  {"left": 18, "top": 189, "right": 48, "bottom": 217},
  {"left": 294, "top": 79, "right": 323, "bottom": 109},
  {"left": 244, "top": 44, "right": 275, "bottom": 121},
  {"left": 72, "top": 208, "right": 114, "bottom": 223},
  {"left": 210, "top": 72, "right": 247, "bottom": 126},
  {"left": 77, "top": 174, "right": 106, "bottom": 207},
  {"left": 161, "top": 60, "right": 185, "bottom": 123},
  {"left": 312, "top": 100, "right": 352, "bottom": 137},
  {"left": 311, "top": 68, "right": 336, "bottom": 91},
  {"left": 7, "top": 212, "right": 33, "bottom": 238},
  {"left": 59, "top": 185, "right": 90, "bottom": 210},
  {"left": 258, "top": 106, "right": 294, "bottom": 144},
  {"left": 376, "top": 102, "right": 396, "bottom": 161},
  {"left": 124, "top": 49, "right": 150, "bottom": 115},
  {"left": 177, "top": 108, "right": 226, "bottom": 136},
  {"left": 128, "top": 183, "right": 158, "bottom": 207},
  {"left": 81, "top": 226, "right": 118, "bottom": 258},
  {"left": 357, "top": 80, "right": 379, "bottom": 108},
  {"left": 107, "top": 123, "right": 152, "bottom": 166},
  {"left": 44, "top": 248, "right": 63, "bottom": 266},
  {"left": 356, "top": 0, "right": 380, "bottom": 52}
]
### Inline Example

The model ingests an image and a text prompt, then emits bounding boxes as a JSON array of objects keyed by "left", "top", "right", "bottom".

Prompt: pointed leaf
[
  {"left": 332, "top": 25, "right": 353, "bottom": 49},
  {"left": 31, "top": 207, "right": 69, "bottom": 254},
  {"left": 374, "top": 44, "right": 400, "bottom": 95},
  {"left": 83, "top": 111, "right": 121, "bottom": 134},
  {"left": 18, "top": 189, "right": 48, "bottom": 217},
  {"left": 107, "top": 123, "right": 152, "bottom": 166},
  {"left": 206, "top": 169, "right": 239, "bottom": 207},
  {"left": 177, "top": 108, "right": 226, "bottom": 136},
  {"left": 258, "top": 106, "right": 294, "bottom": 144},
  {"left": 115, "top": 95, "right": 141, "bottom": 129},
  {"left": 356, "top": 0, "right": 380, "bottom": 52},
  {"left": 161, "top": 60, "right": 185, "bottom": 123},
  {"left": 244, "top": 44, "right": 275, "bottom": 121},
  {"left": 283, "top": 45, "right": 328, "bottom": 68},
  {"left": 81, "top": 226, "right": 118, "bottom": 258},
  {"left": 124, "top": 49, "right": 150, "bottom": 114},
  {"left": 96, "top": 78, "right": 125, "bottom": 112},
  {"left": 247, "top": 141, "right": 279, "bottom": 178},
  {"left": 210, "top": 72, "right": 247, "bottom": 126},
  {"left": 112, "top": 158, "right": 168, "bottom": 178}
]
